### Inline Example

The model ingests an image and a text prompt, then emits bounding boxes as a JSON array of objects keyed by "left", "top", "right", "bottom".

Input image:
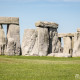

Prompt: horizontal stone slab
[
  {"left": 58, "top": 33, "right": 74, "bottom": 37},
  {"left": 77, "top": 28, "right": 80, "bottom": 32},
  {"left": 0, "top": 17, "right": 19, "bottom": 25},
  {"left": 35, "top": 21, "right": 58, "bottom": 28}
]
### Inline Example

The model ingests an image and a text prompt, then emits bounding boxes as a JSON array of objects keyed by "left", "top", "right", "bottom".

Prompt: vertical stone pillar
[
  {"left": 63, "top": 37, "right": 72, "bottom": 54},
  {"left": 21, "top": 29, "right": 38, "bottom": 56},
  {"left": 35, "top": 21, "right": 58, "bottom": 56},
  {"left": 73, "top": 28, "right": 80, "bottom": 57},
  {"left": 36, "top": 27, "right": 49, "bottom": 56},
  {"left": 57, "top": 37, "right": 62, "bottom": 53},
  {"left": 0, "top": 24, "right": 6, "bottom": 55},
  {"left": 48, "top": 28, "right": 59, "bottom": 53},
  {"left": 7, "top": 24, "right": 20, "bottom": 55}
]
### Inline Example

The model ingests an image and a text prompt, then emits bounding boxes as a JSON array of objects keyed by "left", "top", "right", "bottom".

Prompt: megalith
[
  {"left": 35, "top": 21, "right": 58, "bottom": 55},
  {"left": 22, "top": 29, "right": 38, "bottom": 56},
  {"left": 0, "top": 25, "right": 6, "bottom": 55},
  {"left": 36, "top": 27, "right": 49, "bottom": 56},
  {"left": 73, "top": 28, "right": 80, "bottom": 57},
  {"left": 7, "top": 24, "right": 20, "bottom": 55},
  {"left": 63, "top": 37, "right": 72, "bottom": 54},
  {"left": 0, "top": 17, "right": 20, "bottom": 55}
]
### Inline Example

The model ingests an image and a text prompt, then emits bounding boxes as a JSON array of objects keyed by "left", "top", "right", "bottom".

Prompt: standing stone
[
  {"left": 48, "top": 28, "right": 59, "bottom": 53},
  {"left": 0, "top": 25, "right": 6, "bottom": 55},
  {"left": 63, "top": 37, "right": 72, "bottom": 54},
  {"left": 73, "top": 31, "right": 80, "bottom": 57},
  {"left": 57, "top": 37, "right": 62, "bottom": 53},
  {"left": 6, "top": 38, "right": 15, "bottom": 55},
  {"left": 22, "top": 29, "right": 38, "bottom": 56},
  {"left": 35, "top": 21, "right": 58, "bottom": 56},
  {"left": 36, "top": 27, "right": 49, "bottom": 56},
  {"left": 7, "top": 24, "right": 20, "bottom": 55}
]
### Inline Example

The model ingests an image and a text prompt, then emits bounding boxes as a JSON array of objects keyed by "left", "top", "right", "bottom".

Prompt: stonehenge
[
  {"left": 22, "top": 21, "right": 80, "bottom": 57},
  {"left": 0, "top": 17, "right": 20, "bottom": 55},
  {"left": 22, "top": 21, "right": 59, "bottom": 56},
  {"left": 0, "top": 17, "right": 80, "bottom": 57}
]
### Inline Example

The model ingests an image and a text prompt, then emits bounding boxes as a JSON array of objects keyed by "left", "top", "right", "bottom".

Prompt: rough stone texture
[
  {"left": 58, "top": 33, "right": 74, "bottom": 38},
  {"left": 22, "top": 29, "right": 38, "bottom": 56},
  {"left": 7, "top": 24, "right": 20, "bottom": 55},
  {"left": 6, "top": 38, "right": 15, "bottom": 55},
  {"left": 35, "top": 21, "right": 58, "bottom": 28},
  {"left": 73, "top": 32, "right": 80, "bottom": 57},
  {"left": 48, "top": 28, "right": 59, "bottom": 53},
  {"left": 0, "top": 17, "right": 19, "bottom": 25},
  {"left": 0, "top": 25, "right": 6, "bottom": 55},
  {"left": 37, "top": 27, "right": 49, "bottom": 56},
  {"left": 63, "top": 37, "right": 72, "bottom": 54}
]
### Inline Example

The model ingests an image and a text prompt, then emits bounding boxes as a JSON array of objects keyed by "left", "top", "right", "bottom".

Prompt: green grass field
[{"left": 0, "top": 56, "right": 80, "bottom": 80}]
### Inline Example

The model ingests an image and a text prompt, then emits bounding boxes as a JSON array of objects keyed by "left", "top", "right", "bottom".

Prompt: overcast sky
[{"left": 0, "top": 0, "right": 80, "bottom": 42}]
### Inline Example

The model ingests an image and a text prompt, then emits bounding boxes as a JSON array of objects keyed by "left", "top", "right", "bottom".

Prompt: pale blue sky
[{"left": 0, "top": 0, "right": 80, "bottom": 43}]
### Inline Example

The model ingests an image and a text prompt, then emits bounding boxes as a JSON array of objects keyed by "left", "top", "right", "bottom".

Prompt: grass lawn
[{"left": 0, "top": 56, "right": 80, "bottom": 80}]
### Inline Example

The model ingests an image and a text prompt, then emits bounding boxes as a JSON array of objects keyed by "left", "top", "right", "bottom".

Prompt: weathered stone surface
[
  {"left": 58, "top": 33, "right": 74, "bottom": 37},
  {"left": 6, "top": 38, "right": 15, "bottom": 55},
  {"left": 22, "top": 29, "right": 37, "bottom": 56},
  {"left": 7, "top": 24, "right": 20, "bottom": 55},
  {"left": 48, "top": 28, "right": 59, "bottom": 53},
  {"left": 63, "top": 37, "right": 72, "bottom": 54},
  {"left": 0, "top": 17, "right": 19, "bottom": 25},
  {"left": 0, "top": 25, "right": 6, "bottom": 55},
  {"left": 37, "top": 27, "right": 49, "bottom": 56},
  {"left": 73, "top": 32, "right": 80, "bottom": 57},
  {"left": 35, "top": 21, "right": 58, "bottom": 28}
]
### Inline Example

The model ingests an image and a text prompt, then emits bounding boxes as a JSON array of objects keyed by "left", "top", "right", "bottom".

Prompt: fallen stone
[{"left": 48, "top": 53, "right": 72, "bottom": 57}]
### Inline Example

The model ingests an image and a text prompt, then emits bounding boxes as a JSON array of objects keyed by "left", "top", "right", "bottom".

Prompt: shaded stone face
[
  {"left": 48, "top": 28, "right": 59, "bottom": 53},
  {"left": 0, "top": 17, "right": 19, "bottom": 25}
]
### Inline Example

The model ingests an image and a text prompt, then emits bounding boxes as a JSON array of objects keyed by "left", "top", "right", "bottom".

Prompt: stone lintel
[
  {"left": 77, "top": 28, "right": 80, "bottom": 32},
  {"left": 58, "top": 33, "right": 74, "bottom": 37},
  {"left": 0, "top": 17, "right": 19, "bottom": 25},
  {"left": 35, "top": 21, "right": 58, "bottom": 28}
]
